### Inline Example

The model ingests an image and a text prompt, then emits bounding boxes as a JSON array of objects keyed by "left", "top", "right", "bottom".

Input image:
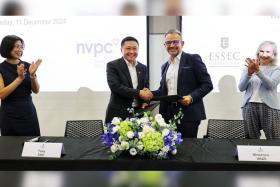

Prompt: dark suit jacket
[
  {"left": 153, "top": 52, "right": 213, "bottom": 121},
  {"left": 105, "top": 57, "right": 149, "bottom": 123}
]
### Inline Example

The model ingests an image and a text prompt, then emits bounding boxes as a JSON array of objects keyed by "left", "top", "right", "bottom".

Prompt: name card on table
[
  {"left": 237, "top": 145, "right": 280, "bottom": 162},
  {"left": 22, "top": 142, "right": 64, "bottom": 158}
]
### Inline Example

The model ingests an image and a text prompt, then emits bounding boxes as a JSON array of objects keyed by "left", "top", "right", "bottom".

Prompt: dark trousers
[
  {"left": 165, "top": 102, "right": 200, "bottom": 138},
  {"left": 177, "top": 120, "right": 200, "bottom": 138}
]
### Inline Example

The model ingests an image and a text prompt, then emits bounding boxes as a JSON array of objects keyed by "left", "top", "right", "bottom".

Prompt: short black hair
[
  {"left": 0, "top": 35, "right": 24, "bottom": 58},
  {"left": 121, "top": 36, "right": 139, "bottom": 47}
]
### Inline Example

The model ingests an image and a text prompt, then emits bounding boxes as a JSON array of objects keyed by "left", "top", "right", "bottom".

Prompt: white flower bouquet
[{"left": 101, "top": 109, "right": 183, "bottom": 159}]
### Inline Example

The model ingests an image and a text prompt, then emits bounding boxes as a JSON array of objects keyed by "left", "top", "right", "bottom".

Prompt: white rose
[
  {"left": 155, "top": 114, "right": 163, "bottom": 121},
  {"left": 137, "top": 142, "right": 144, "bottom": 150},
  {"left": 171, "top": 149, "right": 177, "bottom": 155},
  {"left": 155, "top": 114, "right": 167, "bottom": 126},
  {"left": 118, "top": 136, "right": 123, "bottom": 142},
  {"left": 112, "top": 126, "right": 120, "bottom": 134},
  {"left": 162, "top": 146, "right": 170, "bottom": 152},
  {"left": 126, "top": 131, "right": 134, "bottom": 139},
  {"left": 162, "top": 129, "right": 170, "bottom": 137},
  {"left": 142, "top": 125, "right": 155, "bottom": 133},
  {"left": 111, "top": 117, "right": 120, "bottom": 125},
  {"left": 138, "top": 132, "right": 144, "bottom": 139},
  {"left": 139, "top": 117, "right": 149, "bottom": 124},
  {"left": 129, "top": 148, "right": 137, "bottom": 156},
  {"left": 160, "top": 122, "right": 167, "bottom": 127},
  {"left": 110, "top": 144, "right": 118, "bottom": 153},
  {"left": 121, "top": 141, "right": 129, "bottom": 150}
]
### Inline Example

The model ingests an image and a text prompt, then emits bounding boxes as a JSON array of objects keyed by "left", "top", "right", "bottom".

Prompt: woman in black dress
[{"left": 0, "top": 35, "right": 42, "bottom": 136}]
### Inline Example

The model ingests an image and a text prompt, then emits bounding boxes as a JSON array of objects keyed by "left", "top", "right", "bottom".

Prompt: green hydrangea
[
  {"left": 118, "top": 121, "right": 132, "bottom": 137},
  {"left": 142, "top": 131, "right": 164, "bottom": 152}
]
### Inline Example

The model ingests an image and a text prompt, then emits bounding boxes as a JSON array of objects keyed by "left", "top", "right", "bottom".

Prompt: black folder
[
  {"left": 151, "top": 95, "right": 183, "bottom": 102},
  {"left": 134, "top": 101, "right": 160, "bottom": 117}
]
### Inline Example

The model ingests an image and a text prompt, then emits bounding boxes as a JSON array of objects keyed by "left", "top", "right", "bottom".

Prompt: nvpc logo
[{"left": 76, "top": 38, "right": 120, "bottom": 57}]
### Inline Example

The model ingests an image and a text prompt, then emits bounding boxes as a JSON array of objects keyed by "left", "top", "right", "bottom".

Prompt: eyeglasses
[{"left": 164, "top": 40, "right": 181, "bottom": 46}]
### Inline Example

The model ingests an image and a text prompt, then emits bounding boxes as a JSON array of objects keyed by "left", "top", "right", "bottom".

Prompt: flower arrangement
[{"left": 101, "top": 109, "right": 183, "bottom": 159}]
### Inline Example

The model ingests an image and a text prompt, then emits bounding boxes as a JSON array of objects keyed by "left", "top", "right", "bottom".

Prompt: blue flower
[{"left": 134, "top": 131, "right": 139, "bottom": 138}]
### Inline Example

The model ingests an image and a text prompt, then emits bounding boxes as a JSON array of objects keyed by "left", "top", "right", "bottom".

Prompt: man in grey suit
[{"left": 105, "top": 36, "right": 152, "bottom": 124}]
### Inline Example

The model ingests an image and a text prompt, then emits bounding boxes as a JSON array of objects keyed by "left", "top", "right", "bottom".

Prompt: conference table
[{"left": 0, "top": 136, "right": 280, "bottom": 171}]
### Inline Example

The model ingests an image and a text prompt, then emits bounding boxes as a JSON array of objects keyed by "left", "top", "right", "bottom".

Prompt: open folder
[
  {"left": 151, "top": 95, "right": 183, "bottom": 102},
  {"left": 134, "top": 101, "right": 160, "bottom": 117}
]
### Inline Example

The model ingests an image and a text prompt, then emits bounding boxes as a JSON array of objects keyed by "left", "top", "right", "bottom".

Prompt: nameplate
[
  {"left": 22, "top": 142, "right": 64, "bottom": 158},
  {"left": 237, "top": 145, "right": 280, "bottom": 162}
]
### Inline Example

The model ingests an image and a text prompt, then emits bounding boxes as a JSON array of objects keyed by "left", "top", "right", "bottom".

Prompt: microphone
[{"left": 26, "top": 136, "right": 40, "bottom": 142}]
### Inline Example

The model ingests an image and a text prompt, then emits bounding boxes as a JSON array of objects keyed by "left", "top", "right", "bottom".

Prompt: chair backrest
[
  {"left": 206, "top": 119, "right": 246, "bottom": 139},
  {"left": 65, "top": 120, "right": 104, "bottom": 137}
]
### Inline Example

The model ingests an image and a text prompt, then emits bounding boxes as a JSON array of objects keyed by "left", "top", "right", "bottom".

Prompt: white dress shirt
[
  {"left": 124, "top": 58, "right": 138, "bottom": 89},
  {"left": 166, "top": 52, "right": 182, "bottom": 95}
]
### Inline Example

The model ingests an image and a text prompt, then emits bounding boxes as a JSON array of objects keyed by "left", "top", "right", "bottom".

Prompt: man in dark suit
[
  {"left": 153, "top": 29, "right": 213, "bottom": 138},
  {"left": 105, "top": 36, "right": 152, "bottom": 124}
]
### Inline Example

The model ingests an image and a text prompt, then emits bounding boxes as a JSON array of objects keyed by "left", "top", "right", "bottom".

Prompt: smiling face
[
  {"left": 258, "top": 43, "right": 275, "bottom": 65},
  {"left": 164, "top": 32, "right": 184, "bottom": 58},
  {"left": 121, "top": 40, "right": 138, "bottom": 64},
  {"left": 10, "top": 40, "right": 24, "bottom": 60}
]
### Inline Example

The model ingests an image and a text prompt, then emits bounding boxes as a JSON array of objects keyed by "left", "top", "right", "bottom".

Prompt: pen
[{"left": 27, "top": 136, "right": 40, "bottom": 142}]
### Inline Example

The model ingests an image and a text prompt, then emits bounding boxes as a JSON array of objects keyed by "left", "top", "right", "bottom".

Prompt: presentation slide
[
  {"left": 0, "top": 16, "right": 147, "bottom": 91},
  {"left": 182, "top": 16, "right": 280, "bottom": 92}
]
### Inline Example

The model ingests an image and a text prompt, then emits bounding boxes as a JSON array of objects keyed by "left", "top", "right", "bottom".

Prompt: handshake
[{"left": 139, "top": 87, "right": 153, "bottom": 101}]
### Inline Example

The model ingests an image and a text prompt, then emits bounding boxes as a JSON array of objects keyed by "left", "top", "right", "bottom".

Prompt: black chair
[
  {"left": 205, "top": 119, "right": 246, "bottom": 139},
  {"left": 65, "top": 120, "right": 104, "bottom": 137}
]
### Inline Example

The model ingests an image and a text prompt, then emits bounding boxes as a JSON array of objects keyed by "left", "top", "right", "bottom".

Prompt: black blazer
[
  {"left": 153, "top": 52, "right": 213, "bottom": 121},
  {"left": 105, "top": 57, "right": 149, "bottom": 123}
]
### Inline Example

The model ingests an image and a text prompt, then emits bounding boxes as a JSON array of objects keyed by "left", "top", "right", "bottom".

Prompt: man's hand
[
  {"left": 141, "top": 102, "right": 149, "bottom": 109},
  {"left": 179, "top": 95, "right": 193, "bottom": 106},
  {"left": 139, "top": 88, "right": 153, "bottom": 101}
]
